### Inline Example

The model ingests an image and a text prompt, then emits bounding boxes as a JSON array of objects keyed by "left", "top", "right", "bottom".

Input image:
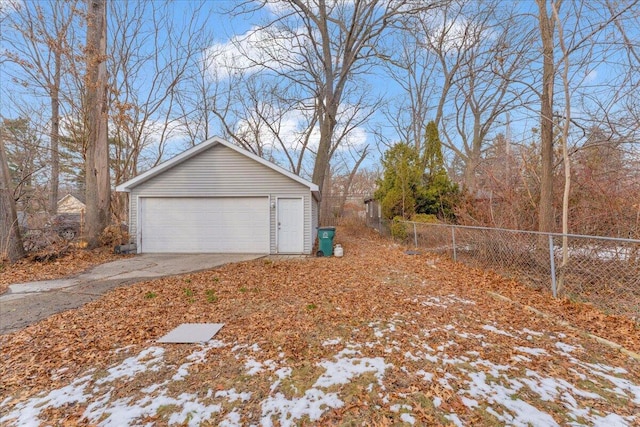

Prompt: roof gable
[
  {"left": 116, "top": 137, "right": 319, "bottom": 196},
  {"left": 57, "top": 194, "right": 86, "bottom": 213}
]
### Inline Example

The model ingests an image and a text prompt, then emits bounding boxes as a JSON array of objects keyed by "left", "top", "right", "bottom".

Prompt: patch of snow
[
  {"left": 314, "top": 350, "right": 391, "bottom": 388},
  {"left": 520, "top": 370, "right": 599, "bottom": 402},
  {"left": 587, "top": 369, "right": 640, "bottom": 404},
  {"left": 555, "top": 342, "right": 578, "bottom": 353},
  {"left": 215, "top": 388, "right": 251, "bottom": 402},
  {"left": 482, "top": 324, "right": 515, "bottom": 337},
  {"left": 515, "top": 346, "right": 547, "bottom": 356},
  {"left": 465, "top": 371, "right": 559, "bottom": 427},
  {"left": 456, "top": 331, "right": 485, "bottom": 339},
  {"left": 322, "top": 338, "right": 342, "bottom": 346},
  {"left": 261, "top": 389, "right": 343, "bottom": 427},
  {"left": 522, "top": 328, "right": 543, "bottom": 336},
  {"left": 97, "top": 346, "right": 164, "bottom": 384},
  {"left": 275, "top": 367, "right": 292, "bottom": 380},
  {"left": 433, "top": 396, "right": 442, "bottom": 407},
  {"left": 172, "top": 344, "right": 212, "bottom": 381},
  {"left": 460, "top": 396, "right": 478, "bottom": 408},
  {"left": 400, "top": 413, "right": 416, "bottom": 424},
  {"left": 244, "top": 358, "right": 264, "bottom": 375},
  {"left": 219, "top": 409, "right": 241, "bottom": 427},
  {"left": 416, "top": 369, "right": 434, "bottom": 382},
  {"left": 404, "top": 351, "right": 421, "bottom": 361},
  {"left": 436, "top": 341, "right": 457, "bottom": 352},
  {"left": 437, "top": 373, "right": 456, "bottom": 390},
  {"left": 592, "top": 413, "right": 634, "bottom": 427},
  {"left": 140, "top": 383, "right": 163, "bottom": 394},
  {"left": 1, "top": 375, "right": 94, "bottom": 426},
  {"left": 445, "top": 413, "right": 464, "bottom": 427},
  {"left": 583, "top": 362, "right": 628, "bottom": 375},
  {"left": 390, "top": 403, "right": 412, "bottom": 412}
]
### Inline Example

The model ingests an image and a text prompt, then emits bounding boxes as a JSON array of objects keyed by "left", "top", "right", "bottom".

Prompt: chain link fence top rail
[{"left": 383, "top": 220, "right": 640, "bottom": 322}]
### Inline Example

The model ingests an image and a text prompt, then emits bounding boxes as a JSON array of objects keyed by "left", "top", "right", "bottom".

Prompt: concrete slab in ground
[{"left": 157, "top": 323, "right": 224, "bottom": 343}]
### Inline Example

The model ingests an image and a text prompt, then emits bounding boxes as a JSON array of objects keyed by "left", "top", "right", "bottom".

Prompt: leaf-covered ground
[
  {"left": 0, "top": 245, "right": 126, "bottom": 295},
  {"left": 1, "top": 226, "right": 638, "bottom": 426}
]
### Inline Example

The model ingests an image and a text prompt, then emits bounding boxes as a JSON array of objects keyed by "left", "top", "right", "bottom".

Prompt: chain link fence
[{"left": 371, "top": 219, "right": 640, "bottom": 322}]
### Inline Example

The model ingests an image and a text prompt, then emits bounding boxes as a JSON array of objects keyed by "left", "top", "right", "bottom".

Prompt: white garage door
[{"left": 139, "top": 197, "right": 269, "bottom": 253}]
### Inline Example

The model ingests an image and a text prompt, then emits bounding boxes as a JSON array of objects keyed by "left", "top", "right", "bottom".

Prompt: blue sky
[{"left": 1, "top": 0, "right": 638, "bottom": 177}]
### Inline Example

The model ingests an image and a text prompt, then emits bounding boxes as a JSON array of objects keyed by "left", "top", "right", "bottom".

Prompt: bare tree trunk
[
  {"left": 554, "top": 2, "right": 572, "bottom": 296},
  {"left": 337, "top": 148, "right": 369, "bottom": 218},
  {"left": 536, "top": 0, "right": 556, "bottom": 235},
  {"left": 84, "top": 0, "right": 110, "bottom": 247},
  {"left": 48, "top": 51, "right": 61, "bottom": 214},
  {"left": 0, "top": 137, "right": 25, "bottom": 263}
]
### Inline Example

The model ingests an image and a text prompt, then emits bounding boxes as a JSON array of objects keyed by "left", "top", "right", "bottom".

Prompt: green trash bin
[{"left": 316, "top": 227, "right": 336, "bottom": 257}]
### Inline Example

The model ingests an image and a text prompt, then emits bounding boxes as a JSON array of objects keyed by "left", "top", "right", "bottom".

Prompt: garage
[
  {"left": 139, "top": 197, "right": 269, "bottom": 253},
  {"left": 116, "top": 137, "right": 320, "bottom": 255}
]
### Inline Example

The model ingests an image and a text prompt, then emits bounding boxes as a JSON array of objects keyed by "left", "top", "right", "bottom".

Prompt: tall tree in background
[
  {"left": 0, "top": 136, "right": 25, "bottom": 263},
  {"left": 0, "top": 118, "right": 47, "bottom": 211},
  {"left": 84, "top": 0, "right": 110, "bottom": 246},
  {"left": 2, "top": 0, "right": 81, "bottom": 214},
  {"left": 234, "top": 0, "right": 441, "bottom": 197},
  {"left": 535, "top": 0, "right": 557, "bottom": 235},
  {"left": 419, "top": 121, "right": 458, "bottom": 219},
  {"left": 375, "top": 143, "right": 423, "bottom": 219}
]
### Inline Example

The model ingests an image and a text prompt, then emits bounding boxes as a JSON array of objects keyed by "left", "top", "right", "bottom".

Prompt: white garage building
[{"left": 116, "top": 137, "right": 320, "bottom": 254}]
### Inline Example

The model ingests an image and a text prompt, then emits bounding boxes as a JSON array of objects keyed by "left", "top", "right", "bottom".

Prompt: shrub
[
  {"left": 100, "top": 224, "right": 129, "bottom": 246},
  {"left": 390, "top": 216, "right": 408, "bottom": 240},
  {"left": 411, "top": 213, "right": 438, "bottom": 224}
]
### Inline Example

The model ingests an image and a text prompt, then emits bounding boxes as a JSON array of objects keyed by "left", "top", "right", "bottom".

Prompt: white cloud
[
  {"left": 263, "top": 0, "right": 356, "bottom": 16},
  {"left": 424, "top": 9, "right": 497, "bottom": 53},
  {"left": 204, "top": 25, "right": 302, "bottom": 81},
  {"left": 0, "top": 0, "right": 21, "bottom": 16},
  {"left": 585, "top": 69, "right": 598, "bottom": 83},
  {"left": 235, "top": 103, "right": 369, "bottom": 155}
]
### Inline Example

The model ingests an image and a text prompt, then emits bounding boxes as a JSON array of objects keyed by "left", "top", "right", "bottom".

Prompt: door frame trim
[{"left": 275, "top": 196, "right": 304, "bottom": 254}]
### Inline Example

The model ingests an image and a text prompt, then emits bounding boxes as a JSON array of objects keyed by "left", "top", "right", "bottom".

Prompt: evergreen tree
[
  {"left": 374, "top": 142, "right": 423, "bottom": 219},
  {"left": 417, "top": 121, "right": 459, "bottom": 220}
]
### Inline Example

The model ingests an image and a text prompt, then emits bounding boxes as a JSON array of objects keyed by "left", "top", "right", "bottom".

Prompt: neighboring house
[
  {"left": 116, "top": 137, "right": 320, "bottom": 254},
  {"left": 57, "top": 194, "right": 86, "bottom": 214},
  {"left": 54, "top": 194, "right": 85, "bottom": 240}
]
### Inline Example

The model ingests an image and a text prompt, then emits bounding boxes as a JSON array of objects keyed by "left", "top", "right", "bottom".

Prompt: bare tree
[
  {"left": 2, "top": 0, "right": 82, "bottom": 214},
  {"left": 386, "top": 0, "right": 533, "bottom": 193},
  {"left": 107, "top": 1, "right": 217, "bottom": 221},
  {"left": 230, "top": 0, "right": 441, "bottom": 197},
  {"left": 108, "top": 1, "right": 216, "bottom": 185},
  {"left": 84, "top": 0, "right": 109, "bottom": 246},
  {"left": 0, "top": 117, "right": 48, "bottom": 212},
  {"left": 534, "top": 0, "right": 638, "bottom": 236},
  {"left": 0, "top": 135, "right": 25, "bottom": 262}
]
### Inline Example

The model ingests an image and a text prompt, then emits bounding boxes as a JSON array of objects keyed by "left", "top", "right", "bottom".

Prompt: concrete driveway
[{"left": 0, "top": 253, "right": 264, "bottom": 335}]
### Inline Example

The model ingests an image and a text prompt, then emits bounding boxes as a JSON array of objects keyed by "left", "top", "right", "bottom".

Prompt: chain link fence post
[
  {"left": 451, "top": 226, "right": 457, "bottom": 262},
  {"left": 390, "top": 220, "right": 639, "bottom": 319},
  {"left": 548, "top": 234, "right": 557, "bottom": 298}
]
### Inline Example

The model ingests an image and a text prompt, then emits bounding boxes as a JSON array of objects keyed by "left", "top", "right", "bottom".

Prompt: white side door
[{"left": 277, "top": 198, "right": 304, "bottom": 253}]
